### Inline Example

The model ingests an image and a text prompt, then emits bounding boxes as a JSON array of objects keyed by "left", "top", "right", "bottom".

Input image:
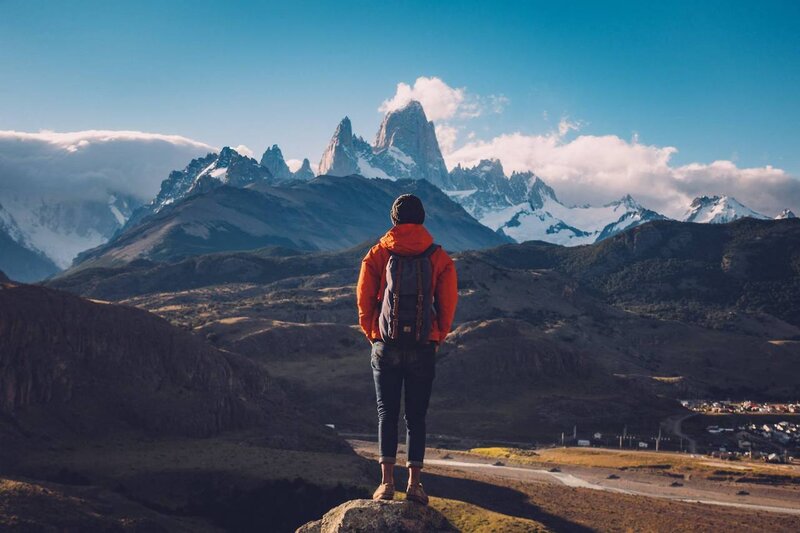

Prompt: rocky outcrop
[
  {"left": 297, "top": 499, "right": 455, "bottom": 533},
  {"left": 125, "top": 147, "right": 272, "bottom": 229},
  {"left": 776, "top": 208, "right": 797, "bottom": 220},
  {"left": 294, "top": 158, "right": 316, "bottom": 180},
  {"left": 318, "top": 101, "right": 450, "bottom": 188},
  {"left": 372, "top": 101, "right": 450, "bottom": 188},
  {"left": 260, "top": 144, "right": 293, "bottom": 181},
  {"left": 318, "top": 117, "right": 360, "bottom": 177}
]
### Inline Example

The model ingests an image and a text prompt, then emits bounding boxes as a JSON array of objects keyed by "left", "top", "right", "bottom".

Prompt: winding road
[{"left": 426, "top": 458, "right": 800, "bottom": 516}]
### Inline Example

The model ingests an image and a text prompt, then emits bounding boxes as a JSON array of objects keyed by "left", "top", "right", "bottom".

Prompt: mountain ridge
[{"left": 67, "top": 175, "right": 508, "bottom": 271}]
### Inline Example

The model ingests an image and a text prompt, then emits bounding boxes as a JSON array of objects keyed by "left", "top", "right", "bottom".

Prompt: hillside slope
[
  {"left": 0, "top": 280, "right": 369, "bottom": 531},
  {"left": 70, "top": 175, "right": 507, "bottom": 270}
]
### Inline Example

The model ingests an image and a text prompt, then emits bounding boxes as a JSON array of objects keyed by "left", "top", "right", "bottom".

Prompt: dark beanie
[{"left": 390, "top": 194, "right": 425, "bottom": 225}]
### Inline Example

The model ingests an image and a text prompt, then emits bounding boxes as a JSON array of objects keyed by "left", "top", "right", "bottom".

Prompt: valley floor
[{"left": 349, "top": 439, "right": 800, "bottom": 532}]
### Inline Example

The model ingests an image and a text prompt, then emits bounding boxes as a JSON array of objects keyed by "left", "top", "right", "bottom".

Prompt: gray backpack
[{"left": 378, "top": 244, "right": 440, "bottom": 346}]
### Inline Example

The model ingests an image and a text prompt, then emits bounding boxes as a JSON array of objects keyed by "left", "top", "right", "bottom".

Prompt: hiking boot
[
  {"left": 372, "top": 482, "right": 395, "bottom": 501},
  {"left": 405, "top": 482, "right": 429, "bottom": 505}
]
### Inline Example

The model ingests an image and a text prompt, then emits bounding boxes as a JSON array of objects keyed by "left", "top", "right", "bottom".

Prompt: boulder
[{"left": 297, "top": 499, "right": 456, "bottom": 533}]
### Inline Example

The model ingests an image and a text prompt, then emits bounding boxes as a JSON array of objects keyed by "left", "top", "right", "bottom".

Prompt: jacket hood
[{"left": 379, "top": 224, "right": 434, "bottom": 255}]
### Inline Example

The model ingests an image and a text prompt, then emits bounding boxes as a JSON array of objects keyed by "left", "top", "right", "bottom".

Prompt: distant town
[
  {"left": 678, "top": 400, "right": 800, "bottom": 462},
  {"left": 681, "top": 400, "right": 800, "bottom": 415}
]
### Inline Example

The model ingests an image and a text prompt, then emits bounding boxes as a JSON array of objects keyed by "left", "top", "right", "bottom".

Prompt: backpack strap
[{"left": 417, "top": 243, "right": 440, "bottom": 259}]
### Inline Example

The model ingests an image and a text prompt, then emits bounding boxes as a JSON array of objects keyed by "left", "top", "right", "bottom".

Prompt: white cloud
[
  {"left": 380, "top": 77, "right": 465, "bottom": 121},
  {"left": 379, "top": 76, "right": 507, "bottom": 122},
  {"left": 434, "top": 124, "right": 459, "bottom": 155},
  {"left": 233, "top": 144, "right": 254, "bottom": 157},
  {"left": 285, "top": 158, "right": 303, "bottom": 172},
  {"left": 557, "top": 117, "right": 583, "bottom": 137},
  {"left": 445, "top": 131, "right": 799, "bottom": 218},
  {"left": 0, "top": 129, "right": 215, "bottom": 202}
]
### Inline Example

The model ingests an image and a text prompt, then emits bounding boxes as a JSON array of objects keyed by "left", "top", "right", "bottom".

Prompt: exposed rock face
[
  {"left": 260, "top": 144, "right": 293, "bottom": 181},
  {"left": 446, "top": 159, "right": 531, "bottom": 220},
  {"left": 318, "top": 117, "right": 360, "bottom": 177},
  {"left": 126, "top": 147, "right": 273, "bottom": 228},
  {"left": 294, "top": 158, "right": 316, "bottom": 180},
  {"left": 372, "top": 101, "right": 450, "bottom": 188},
  {"left": 318, "top": 102, "right": 450, "bottom": 188},
  {"left": 0, "top": 282, "right": 285, "bottom": 438},
  {"left": 297, "top": 499, "right": 455, "bottom": 533}
]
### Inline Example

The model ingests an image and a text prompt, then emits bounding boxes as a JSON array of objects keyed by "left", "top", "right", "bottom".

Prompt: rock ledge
[{"left": 297, "top": 499, "right": 456, "bottom": 533}]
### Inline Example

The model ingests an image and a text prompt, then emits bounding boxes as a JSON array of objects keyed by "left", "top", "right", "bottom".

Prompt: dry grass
[
  {"left": 469, "top": 447, "right": 800, "bottom": 479},
  {"left": 414, "top": 493, "right": 550, "bottom": 532},
  {"left": 651, "top": 376, "right": 684, "bottom": 383}
]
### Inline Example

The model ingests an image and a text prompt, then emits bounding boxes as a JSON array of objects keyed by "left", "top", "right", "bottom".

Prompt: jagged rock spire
[
  {"left": 260, "top": 144, "right": 292, "bottom": 181},
  {"left": 318, "top": 117, "right": 359, "bottom": 176}
]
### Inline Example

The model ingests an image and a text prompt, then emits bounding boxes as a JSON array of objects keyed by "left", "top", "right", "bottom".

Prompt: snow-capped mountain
[
  {"left": 0, "top": 193, "right": 140, "bottom": 270},
  {"left": 446, "top": 159, "right": 531, "bottom": 220},
  {"left": 682, "top": 195, "right": 769, "bottom": 224},
  {"left": 447, "top": 161, "right": 666, "bottom": 246},
  {"left": 776, "top": 208, "right": 797, "bottom": 220},
  {"left": 318, "top": 100, "right": 450, "bottom": 188},
  {"left": 316, "top": 103, "right": 668, "bottom": 245},
  {"left": 0, "top": 202, "right": 60, "bottom": 281},
  {"left": 128, "top": 147, "right": 272, "bottom": 226}
]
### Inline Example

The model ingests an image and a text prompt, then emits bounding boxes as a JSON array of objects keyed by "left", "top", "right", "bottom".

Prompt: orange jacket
[{"left": 357, "top": 224, "right": 458, "bottom": 343}]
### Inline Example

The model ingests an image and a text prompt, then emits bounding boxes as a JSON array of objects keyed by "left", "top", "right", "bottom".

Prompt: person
[{"left": 356, "top": 194, "right": 458, "bottom": 505}]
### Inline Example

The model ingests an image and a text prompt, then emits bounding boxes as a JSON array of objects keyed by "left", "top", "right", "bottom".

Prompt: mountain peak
[
  {"left": 528, "top": 176, "right": 558, "bottom": 208},
  {"left": 293, "top": 158, "right": 315, "bottom": 180},
  {"left": 373, "top": 100, "right": 449, "bottom": 187},
  {"left": 318, "top": 102, "right": 449, "bottom": 186},
  {"left": 609, "top": 194, "right": 643, "bottom": 210},
  {"left": 476, "top": 158, "right": 505, "bottom": 176},
  {"left": 218, "top": 146, "right": 240, "bottom": 160},
  {"left": 393, "top": 99, "right": 425, "bottom": 115},
  {"left": 318, "top": 117, "right": 359, "bottom": 177},
  {"left": 335, "top": 117, "right": 353, "bottom": 139},
  {"left": 776, "top": 208, "right": 797, "bottom": 219},
  {"left": 260, "top": 144, "right": 292, "bottom": 181},
  {"left": 684, "top": 195, "right": 768, "bottom": 224}
]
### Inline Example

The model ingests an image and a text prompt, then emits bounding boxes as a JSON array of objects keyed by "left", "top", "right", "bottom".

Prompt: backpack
[{"left": 378, "top": 244, "right": 440, "bottom": 346}]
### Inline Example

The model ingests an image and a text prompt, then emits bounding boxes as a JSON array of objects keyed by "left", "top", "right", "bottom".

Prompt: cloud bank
[
  {"left": 445, "top": 128, "right": 798, "bottom": 218},
  {"left": 382, "top": 76, "right": 798, "bottom": 218},
  {"left": 0, "top": 130, "right": 216, "bottom": 203}
]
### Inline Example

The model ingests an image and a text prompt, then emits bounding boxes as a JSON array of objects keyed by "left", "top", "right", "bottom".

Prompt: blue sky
[{"left": 1, "top": 0, "right": 799, "bottom": 214}]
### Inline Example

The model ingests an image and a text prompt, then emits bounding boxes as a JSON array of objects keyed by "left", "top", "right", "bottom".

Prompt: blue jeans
[{"left": 371, "top": 340, "right": 436, "bottom": 468}]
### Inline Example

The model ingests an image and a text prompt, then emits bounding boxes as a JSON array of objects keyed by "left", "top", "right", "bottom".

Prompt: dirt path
[{"left": 664, "top": 413, "right": 698, "bottom": 454}]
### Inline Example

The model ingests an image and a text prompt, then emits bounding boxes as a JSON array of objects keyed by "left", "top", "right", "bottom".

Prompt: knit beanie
[{"left": 390, "top": 194, "right": 425, "bottom": 225}]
